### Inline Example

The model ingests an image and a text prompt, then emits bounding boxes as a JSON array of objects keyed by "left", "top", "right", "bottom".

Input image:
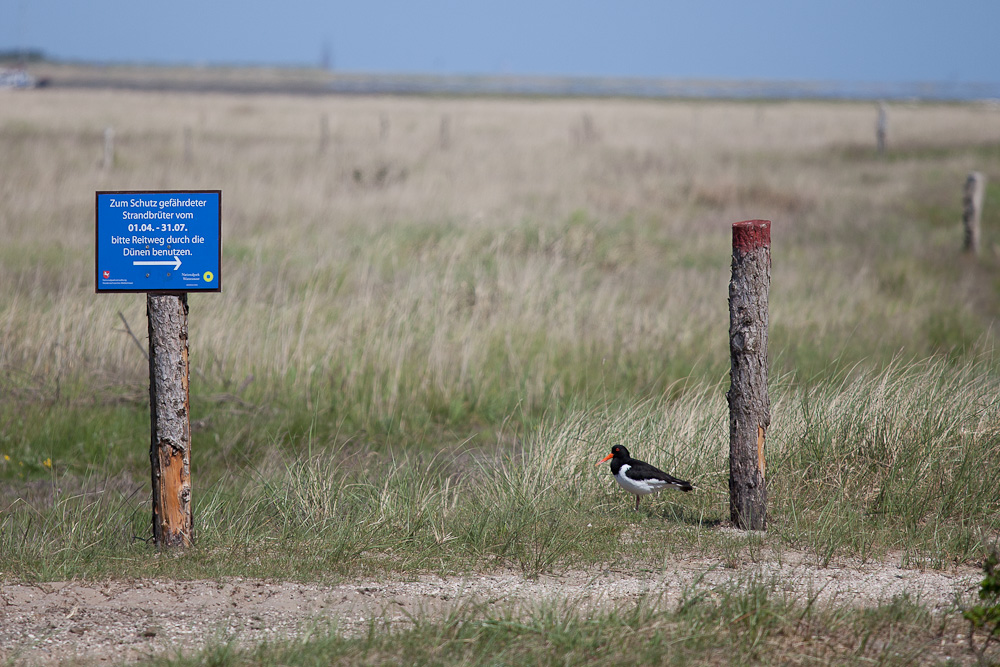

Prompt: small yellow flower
[
  {"left": 3, "top": 454, "right": 9, "bottom": 461},
  {"left": 43, "top": 458, "right": 52, "bottom": 469}
]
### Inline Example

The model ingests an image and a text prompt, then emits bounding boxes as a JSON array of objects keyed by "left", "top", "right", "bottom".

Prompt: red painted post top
[{"left": 732, "top": 220, "right": 771, "bottom": 252}]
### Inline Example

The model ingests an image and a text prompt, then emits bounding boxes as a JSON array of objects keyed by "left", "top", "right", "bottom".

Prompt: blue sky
[{"left": 4, "top": 1, "right": 999, "bottom": 83}]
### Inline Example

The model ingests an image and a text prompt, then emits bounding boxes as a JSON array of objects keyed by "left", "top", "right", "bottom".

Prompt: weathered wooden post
[
  {"left": 876, "top": 103, "right": 888, "bottom": 156},
  {"left": 103, "top": 127, "right": 115, "bottom": 170},
  {"left": 582, "top": 113, "right": 596, "bottom": 143},
  {"left": 147, "top": 294, "right": 193, "bottom": 547},
  {"left": 727, "top": 219, "right": 771, "bottom": 531},
  {"left": 380, "top": 113, "right": 390, "bottom": 142},
  {"left": 439, "top": 114, "right": 451, "bottom": 150},
  {"left": 573, "top": 113, "right": 598, "bottom": 145},
  {"left": 318, "top": 113, "right": 329, "bottom": 155},
  {"left": 963, "top": 171, "right": 985, "bottom": 255}
]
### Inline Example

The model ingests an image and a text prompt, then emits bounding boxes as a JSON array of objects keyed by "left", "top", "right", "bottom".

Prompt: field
[{"left": 2, "top": 77, "right": 1000, "bottom": 664}]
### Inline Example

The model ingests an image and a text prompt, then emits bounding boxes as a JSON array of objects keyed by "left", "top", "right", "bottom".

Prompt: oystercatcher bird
[{"left": 596, "top": 445, "right": 693, "bottom": 510}]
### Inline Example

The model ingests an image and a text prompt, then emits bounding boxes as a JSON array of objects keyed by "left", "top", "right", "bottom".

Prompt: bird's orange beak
[{"left": 595, "top": 453, "right": 613, "bottom": 467}]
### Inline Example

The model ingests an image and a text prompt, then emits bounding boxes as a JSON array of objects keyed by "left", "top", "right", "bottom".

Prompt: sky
[{"left": 4, "top": 1, "right": 1000, "bottom": 84}]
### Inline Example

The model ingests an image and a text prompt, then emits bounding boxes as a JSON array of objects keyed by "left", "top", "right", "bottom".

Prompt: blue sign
[{"left": 96, "top": 191, "right": 221, "bottom": 293}]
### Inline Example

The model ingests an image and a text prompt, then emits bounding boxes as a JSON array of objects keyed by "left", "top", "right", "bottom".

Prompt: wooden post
[
  {"left": 318, "top": 113, "right": 329, "bottom": 155},
  {"left": 582, "top": 113, "right": 596, "bottom": 143},
  {"left": 102, "top": 127, "right": 115, "bottom": 170},
  {"left": 876, "top": 103, "right": 888, "bottom": 156},
  {"left": 380, "top": 113, "right": 390, "bottom": 142},
  {"left": 439, "top": 114, "right": 451, "bottom": 150},
  {"left": 573, "top": 113, "right": 598, "bottom": 145},
  {"left": 147, "top": 294, "right": 193, "bottom": 548},
  {"left": 963, "top": 171, "right": 985, "bottom": 255},
  {"left": 727, "top": 220, "right": 771, "bottom": 531}
]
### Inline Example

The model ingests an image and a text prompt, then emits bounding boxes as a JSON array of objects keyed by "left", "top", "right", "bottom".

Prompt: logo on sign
[{"left": 103, "top": 270, "right": 111, "bottom": 279}]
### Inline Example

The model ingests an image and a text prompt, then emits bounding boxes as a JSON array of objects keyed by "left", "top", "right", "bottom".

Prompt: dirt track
[{"left": 0, "top": 553, "right": 982, "bottom": 665}]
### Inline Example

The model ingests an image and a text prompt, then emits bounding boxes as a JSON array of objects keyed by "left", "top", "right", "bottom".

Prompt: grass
[
  {"left": 2, "top": 79, "right": 1000, "bottom": 662},
  {"left": 146, "top": 583, "right": 970, "bottom": 666},
  {"left": 2, "top": 359, "right": 998, "bottom": 583}
]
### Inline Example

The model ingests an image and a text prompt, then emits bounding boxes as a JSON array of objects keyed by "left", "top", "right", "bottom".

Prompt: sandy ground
[{"left": 0, "top": 552, "right": 983, "bottom": 666}]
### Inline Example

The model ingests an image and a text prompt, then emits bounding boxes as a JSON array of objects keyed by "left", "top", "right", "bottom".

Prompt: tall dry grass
[
  {"left": 4, "top": 357, "right": 997, "bottom": 580},
  {"left": 1, "top": 86, "right": 999, "bottom": 439}
]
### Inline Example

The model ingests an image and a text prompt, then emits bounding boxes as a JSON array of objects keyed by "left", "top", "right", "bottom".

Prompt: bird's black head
[{"left": 596, "top": 445, "right": 630, "bottom": 466}]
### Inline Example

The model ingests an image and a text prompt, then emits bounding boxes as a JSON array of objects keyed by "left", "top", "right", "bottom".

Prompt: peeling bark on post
[
  {"left": 727, "top": 220, "right": 771, "bottom": 531},
  {"left": 147, "top": 294, "right": 193, "bottom": 548},
  {"left": 963, "top": 172, "right": 985, "bottom": 255}
]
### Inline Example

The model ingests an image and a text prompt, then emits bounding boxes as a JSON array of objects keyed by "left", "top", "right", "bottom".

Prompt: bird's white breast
[{"left": 613, "top": 463, "right": 669, "bottom": 496}]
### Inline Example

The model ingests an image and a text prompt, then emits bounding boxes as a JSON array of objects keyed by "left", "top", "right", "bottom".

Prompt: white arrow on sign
[{"left": 133, "top": 256, "right": 182, "bottom": 270}]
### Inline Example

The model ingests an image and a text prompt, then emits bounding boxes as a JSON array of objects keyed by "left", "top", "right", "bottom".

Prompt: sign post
[{"left": 96, "top": 190, "right": 221, "bottom": 548}]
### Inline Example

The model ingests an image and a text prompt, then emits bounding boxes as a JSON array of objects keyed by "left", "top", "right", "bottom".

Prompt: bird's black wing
[{"left": 624, "top": 460, "right": 693, "bottom": 492}]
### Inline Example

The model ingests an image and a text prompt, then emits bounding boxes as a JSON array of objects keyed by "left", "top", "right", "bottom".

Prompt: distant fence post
[
  {"left": 439, "top": 114, "right": 451, "bottom": 150},
  {"left": 147, "top": 294, "right": 193, "bottom": 548},
  {"left": 103, "top": 127, "right": 115, "bottom": 170},
  {"left": 876, "top": 103, "right": 888, "bottom": 155},
  {"left": 318, "top": 113, "right": 329, "bottom": 155},
  {"left": 727, "top": 219, "right": 771, "bottom": 531},
  {"left": 581, "top": 113, "right": 596, "bottom": 143},
  {"left": 573, "top": 113, "right": 599, "bottom": 145},
  {"left": 963, "top": 171, "right": 985, "bottom": 255}
]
